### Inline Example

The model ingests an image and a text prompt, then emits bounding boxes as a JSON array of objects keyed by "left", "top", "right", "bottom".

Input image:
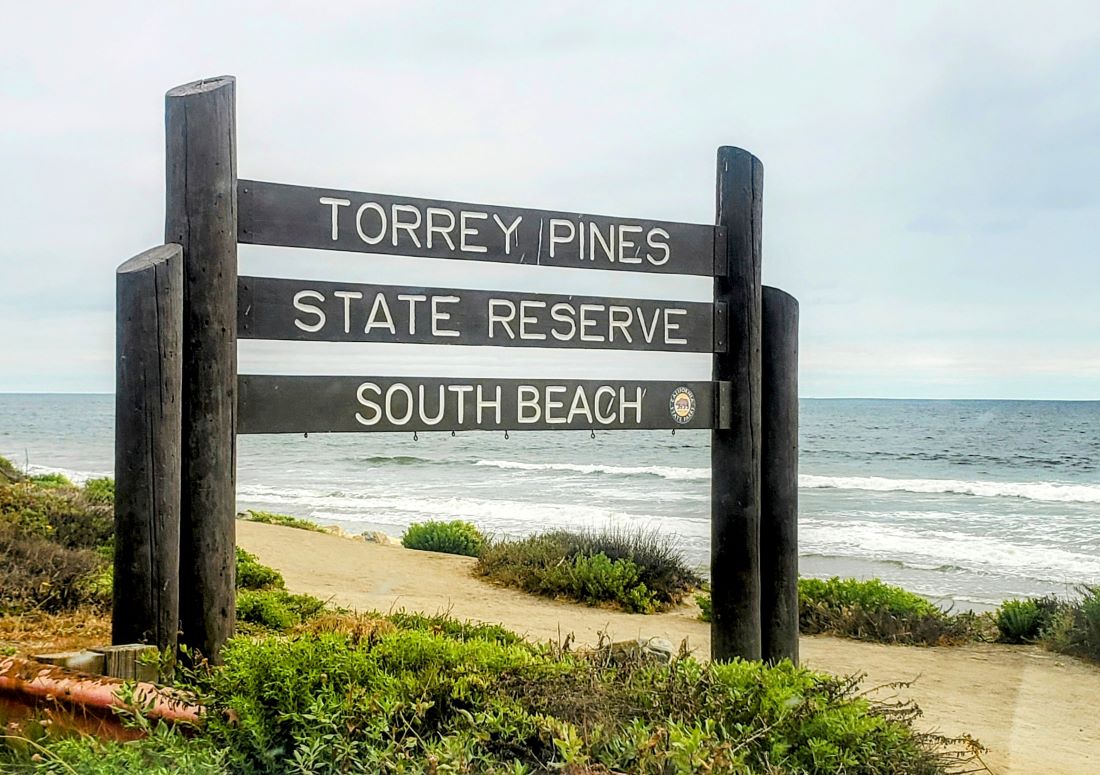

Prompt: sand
[{"left": 238, "top": 520, "right": 1100, "bottom": 775}]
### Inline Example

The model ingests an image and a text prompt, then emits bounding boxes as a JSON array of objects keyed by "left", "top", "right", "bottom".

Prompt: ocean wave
[
  {"left": 802, "top": 519, "right": 1100, "bottom": 583},
  {"left": 800, "top": 474, "right": 1100, "bottom": 504},
  {"left": 474, "top": 459, "right": 709, "bottom": 480},
  {"left": 355, "top": 455, "right": 439, "bottom": 466},
  {"left": 24, "top": 464, "right": 110, "bottom": 485}
]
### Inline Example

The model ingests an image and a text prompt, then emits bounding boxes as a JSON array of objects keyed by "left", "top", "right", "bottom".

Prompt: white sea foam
[
  {"left": 474, "top": 459, "right": 709, "bottom": 480},
  {"left": 24, "top": 464, "right": 110, "bottom": 485},
  {"left": 802, "top": 519, "right": 1100, "bottom": 583},
  {"left": 800, "top": 474, "right": 1100, "bottom": 504}
]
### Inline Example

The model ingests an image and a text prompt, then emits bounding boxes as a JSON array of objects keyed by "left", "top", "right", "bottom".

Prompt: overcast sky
[{"left": 2, "top": 1, "right": 1098, "bottom": 398}]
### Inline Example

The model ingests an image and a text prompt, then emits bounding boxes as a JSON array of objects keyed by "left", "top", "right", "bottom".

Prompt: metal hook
[
  {"left": 304, "top": 432, "right": 309, "bottom": 439},
  {"left": 413, "top": 430, "right": 419, "bottom": 442},
  {"left": 504, "top": 429, "right": 510, "bottom": 440},
  {"left": 451, "top": 430, "right": 456, "bottom": 437},
  {"left": 590, "top": 429, "right": 595, "bottom": 440},
  {"left": 671, "top": 428, "right": 676, "bottom": 436}
]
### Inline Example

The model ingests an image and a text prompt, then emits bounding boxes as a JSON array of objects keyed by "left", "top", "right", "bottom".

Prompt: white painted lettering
[
  {"left": 354, "top": 382, "right": 382, "bottom": 426},
  {"left": 618, "top": 225, "right": 644, "bottom": 264},
  {"left": 594, "top": 386, "right": 617, "bottom": 424},
  {"left": 391, "top": 204, "right": 422, "bottom": 248},
  {"left": 488, "top": 299, "right": 517, "bottom": 339},
  {"left": 492, "top": 214, "right": 522, "bottom": 254},
  {"left": 364, "top": 293, "right": 396, "bottom": 334},
  {"left": 646, "top": 228, "right": 671, "bottom": 265},
  {"left": 477, "top": 385, "right": 502, "bottom": 424},
  {"left": 619, "top": 386, "right": 644, "bottom": 424},
  {"left": 355, "top": 202, "right": 387, "bottom": 245},
  {"left": 519, "top": 300, "right": 547, "bottom": 340},
  {"left": 548, "top": 219, "right": 576, "bottom": 258},
  {"left": 460, "top": 211, "right": 488, "bottom": 253},
  {"left": 550, "top": 303, "right": 577, "bottom": 341},
  {"left": 579, "top": 304, "right": 605, "bottom": 342},
  {"left": 396, "top": 294, "right": 427, "bottom": 335},
  {"left": 566, "top": 386, "right": 593, "bottom": 424},
  {"left": 517, "top": 385, "right": 541, "bottom": 423},
  {"left": 333, "top": 290, "right": 363, "bottom": 334},
  {"left": 292, "top": 290, "right": 326, "bottom": 333},
  {"left": 386, "top": 383, "right": 414, "bottom": 425},
  {"left": 664, "top": 308, "right": 687, "bottom": 345},
  {"left": 447, "top": 384, "right": 474, "bottom": 424},
  {"left": 418, "top": 384, "right": 445, "bottom": 425},
  {"left": 431, "top": 296, "right": 461, "bottom": 337},
  {"left": 589, "top": 222, "right": 615, "bottom": 263},
  {"left": 426, "top": 207, "right": 456, "bottom": 250},
  {"left": 607, "top": 305, "right": 633, "bottom": 343},
  {"left": 319, "top": 197, "right": 351, "bottom": 240},
  {"left": 544, "top": 385, "right": 567, "bottom": 424}
]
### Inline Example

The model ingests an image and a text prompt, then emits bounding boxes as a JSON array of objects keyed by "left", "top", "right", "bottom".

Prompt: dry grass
[{"left": 0, "top": 609, "right": 111, "bottom": 658}]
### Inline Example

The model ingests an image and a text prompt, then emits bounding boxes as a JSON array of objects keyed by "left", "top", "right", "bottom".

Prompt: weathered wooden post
[
  {"left": 113, "top": 244, "right": 183, "bottom": 652},
  {"left": 165, "top": 76, "right": 238, "bottom": 661},
  {"left": 761, "top": 286, "right": 799, "bottom": 664},
  {"left": 711, "top": 147, "right": 763, "bottom": 661}
]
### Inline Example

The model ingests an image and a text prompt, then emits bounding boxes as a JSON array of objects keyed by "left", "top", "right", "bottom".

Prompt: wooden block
[
  {"left": 93, "top": 644, "right": 159, "bottom": 682},
  {"left": 31, "top": 650, "right": 106, "bottom": 675}
]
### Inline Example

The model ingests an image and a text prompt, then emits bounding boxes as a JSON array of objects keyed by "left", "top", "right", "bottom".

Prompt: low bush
[
  {"left": 82, "top": 476, "right": 115, "bottom": 505},
  {"left": 0, "top": 524, "right": 109, "bottom": 614},
  {"left": 235, "top": 547, "right": 284, "bottom": 591},
  {"left": 402, "top": 518, "right": 485, "bottom": 557},
  {"left": 237, "top": 509, "right": 327, "bottom": 533},
  {"left": 477, "top": 528, "right": 702, "bottom": 612},
  {"left": 29, "top": 472, "right": 73, "bottom": 489},
  {"left": 236, "top": 588, "right": 327, "bottom": 633},
  {"left": 697, "top": 578, "right": 975, "bottom": 645},
  {"left": 0, "top": 482, "right": 113, "bottom": 551},
  {"left": 994, "top": 597, "right": 1058, "bottom": 643},
  {"left": 3, "top": 612, "right": 979, "bottom": 774},
  {"left": 0, "top": 455, "right": 23, "bottom": 484},
  {"left": 1044, "top": 586, "right": 1100, "bottom": 662}
]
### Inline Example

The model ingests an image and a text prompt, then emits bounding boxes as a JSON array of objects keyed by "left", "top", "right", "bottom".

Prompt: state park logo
[{"left": 669, "top": 386, "right": 697, "bottom": 425}]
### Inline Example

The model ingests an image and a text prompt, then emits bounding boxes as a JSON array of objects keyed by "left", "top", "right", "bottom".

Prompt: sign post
[
  {"left": 164, "top": 77, "right": 238, "bottom": 662},
  {"left": 712, "top": 147, "right": 764, "bottom": 662}
]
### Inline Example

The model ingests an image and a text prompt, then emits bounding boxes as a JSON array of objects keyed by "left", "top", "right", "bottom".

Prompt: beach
[{"left": 238, "top": 519, "right": 1100, "bottom": 775}]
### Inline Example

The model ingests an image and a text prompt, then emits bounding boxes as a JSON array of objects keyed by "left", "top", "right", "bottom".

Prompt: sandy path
[{"left": 239, "top": 521, "right": 1100, "bottom": 775}]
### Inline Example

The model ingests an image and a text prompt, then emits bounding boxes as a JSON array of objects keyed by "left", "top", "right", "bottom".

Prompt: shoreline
[{"left": 238, "top": 519, "right": 1100, "bottom": 775}]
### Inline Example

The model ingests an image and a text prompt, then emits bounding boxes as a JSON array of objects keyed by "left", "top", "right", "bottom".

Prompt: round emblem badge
[{"left": 669, "top": 386, "right": 697, "bottom": 425}]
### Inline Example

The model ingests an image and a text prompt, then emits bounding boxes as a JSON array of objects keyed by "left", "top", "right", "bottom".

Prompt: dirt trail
[{"left": 239, "top": 521, "right": 1100, "bottom": 775}]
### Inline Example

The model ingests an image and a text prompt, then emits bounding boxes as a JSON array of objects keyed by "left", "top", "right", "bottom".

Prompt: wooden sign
[
  {"left": 239, "top": 276, "right": 724, "bottom": 353},
  {"left": 238, "top": 180, "right": 720, "bottom": 276},
  {"left": 237, "top": 375, "right": 720, "bottom": 434}
]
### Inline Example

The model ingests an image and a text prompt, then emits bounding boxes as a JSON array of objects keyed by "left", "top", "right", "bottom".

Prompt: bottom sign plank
[{"left": 238, "top": 375, "right": 716, "bottom": 434}]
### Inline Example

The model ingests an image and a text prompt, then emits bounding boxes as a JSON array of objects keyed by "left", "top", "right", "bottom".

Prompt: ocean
[{"left": 1, "top": 394, "right": 1097, "bottom": 611}]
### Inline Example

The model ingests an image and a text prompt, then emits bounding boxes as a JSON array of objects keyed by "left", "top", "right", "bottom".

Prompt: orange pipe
[{"left": 0, "top": 657, "right": 202, "bottom": 729}]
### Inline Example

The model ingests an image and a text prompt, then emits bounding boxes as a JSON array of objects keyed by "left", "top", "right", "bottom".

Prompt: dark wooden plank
[
  {"left": 711, "top": 146, "right": 764, "bottom": 662},
  {"left": 238, "top": 276, "right": 715, "bottom": 353},
  {"left": 238, "top": 376, "right": 716, "bottom": 434},
  {"left": 761, "top": 286, "right": 799, "bottom": 665},
  {"left": 239, "top": 179, "right": 718, "bottom": 276},
  {"left": 113, "top": 244, "right": 182, "bottom": 654},
  {"left": 165, "top": 76, "right": 237, "bottom": 663}
]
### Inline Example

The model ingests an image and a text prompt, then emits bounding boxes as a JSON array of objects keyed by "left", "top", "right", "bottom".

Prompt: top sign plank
[{"left": 238, "top": 180, "right": 719, "bottom": 276}]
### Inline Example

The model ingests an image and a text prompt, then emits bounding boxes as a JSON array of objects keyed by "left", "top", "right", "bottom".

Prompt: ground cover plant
[
  {"left": 996, "top": 588, "right": 1100, "bottom": 661},
  {"left": 477, "top": 527, "right": 703, "bottom": 613},
  {"left": 236, "top": 509, "right": 327, "bottom": 533},
  {"left": 697, "top": 577, "right": 978, "bottom": 646},
  {"left": 401, "top": 518, "right": 485, "bottom": 557},
  {"left": 1, "top": 611, "right": 982, "bottom": 774}
]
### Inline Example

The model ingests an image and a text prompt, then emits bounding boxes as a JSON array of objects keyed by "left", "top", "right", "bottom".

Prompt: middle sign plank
[{"left": 239, "top": 276, "right": 723, "bottom": 353}]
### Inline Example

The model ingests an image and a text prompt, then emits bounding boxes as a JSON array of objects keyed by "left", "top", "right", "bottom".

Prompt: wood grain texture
[
  {"left": 761, "top": 286, "right": 799, "bottom": 665},
  {"left": 711, "top": 147, "right": 763, "bottom": 661},
  {"left": 113, "top": 244, "right": 183, "bottom": 652},
  {"left": 165, "top": 76, "right": 237, "bottom": 662}
]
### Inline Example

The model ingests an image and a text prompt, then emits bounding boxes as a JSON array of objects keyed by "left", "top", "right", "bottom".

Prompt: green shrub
[
  {"left": 0, "top": 482, "right": 113, "bottom": 551},
  {"left": 477, "top": 528, "right": 702, "bottom": 612},
  {"left": 0, "top": 523, "right": 109, "bottom": 614},
  {"left": 1044, "top": 586, "right": 1100, "bottom": 662},
  {"left": 28, "top": 472, "right": 73, "bottom": 488},
  {"left": 236, "top": 588, "right": 327, "bottom": 632},
  {"left": 402, "top": 519, "right": 485, "bottom": 557},
  {"left": 695, "top": 591, "right": 713, "bottom": 622},
  {"left": 10, "top": 612, "right": 977, "bottom": 774},
  {"left": 237, "top": 509, "right": 327, "bottom": 533},
  {"left": 995, "top": 597, "right": 1053, "bottom": 643},
  {"left": 82, "top": 477, "right": 115, "bottom": 505},
  {"left": 0, "top": 455, "right": 24, "bottom": 484},
  {"left": 235, "top": 547, "right": 284, "bottom": 591}
]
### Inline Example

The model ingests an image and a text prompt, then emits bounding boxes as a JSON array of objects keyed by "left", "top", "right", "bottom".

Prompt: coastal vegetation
[
  {"left": 401, "top": 518, "right": 485, "bottom": 557},
  {"left": 2, "top": 608, "right": 977, "bottom": 774},
  {"left": 236, "top": 508, "right": 328, "bottom": 533},
  {"left": 476, "top": 527, "right": 704, "bottom": 613}
]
